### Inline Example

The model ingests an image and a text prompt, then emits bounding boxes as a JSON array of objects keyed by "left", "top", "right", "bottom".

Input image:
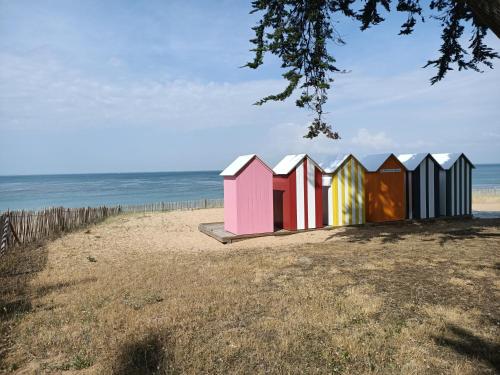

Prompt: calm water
[
  {"left": 0, "top": 171, "right": 223, "bottom": 211},
  {"left": 0, "top": 164, "right": 499, "bottom": 212}
]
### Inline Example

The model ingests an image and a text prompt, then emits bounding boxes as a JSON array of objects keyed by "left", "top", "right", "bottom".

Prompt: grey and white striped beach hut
[
  {"left": 432, "top": 153, "right": 474, "bottom": 216},
  {"left": 397, "top": 153, "right": 441, "bottom": 220}
]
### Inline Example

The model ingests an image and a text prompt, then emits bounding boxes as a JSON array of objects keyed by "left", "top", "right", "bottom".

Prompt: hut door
[{"left": 273, "top": 190, "right": 284, "bottom": 230}]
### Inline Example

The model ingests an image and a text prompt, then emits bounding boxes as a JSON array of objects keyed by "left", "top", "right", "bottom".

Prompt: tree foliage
[{"left": 245, "top": 0, "right": 499, "bottom": 139}]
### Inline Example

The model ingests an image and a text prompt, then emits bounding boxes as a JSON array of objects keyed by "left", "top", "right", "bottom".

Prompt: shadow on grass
[
  {"left": 438, "top": 228, "right": 500, "bottom": 246},
  {"left": 0, "top": 242, "right": 48, "bottom": 370},
  {"left": 34, "top": 276, "right": 98, "bottom": 298},
  {"left": 433, "top": 324, "right": 500, "bottom": 372},
  {"left": 113, "top": 330, "right": 178, "bottom": 375},
  {"left": 326, "top": 218, "right": 500, "bottom": 245}
]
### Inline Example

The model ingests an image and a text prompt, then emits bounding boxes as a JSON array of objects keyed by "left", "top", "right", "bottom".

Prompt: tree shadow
[
  {"left": 433, "top": 324, "right": 500, "bottom": 372},
  {"left": 438, "top": 228, "right": 500, "bottom": 246},
  {"left": 0, "top": 242, "right": 48, "bottom": 369},
  {"left": 34, "top": 276, "right": 98, "bottom": 298},
  {"left": 324, "top": 218, "right": 500, "bottom": 245},
  {"left": 112, "top": 330, "right": 178, "bottom": 375}
]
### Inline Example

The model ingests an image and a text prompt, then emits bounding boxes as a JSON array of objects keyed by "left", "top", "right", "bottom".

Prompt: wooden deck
[
  {"left": 199, "top": 215, "right": 476, "bottom": 244},
  {"left": 198, "top": 222, "right": 298, "bottom": 244}
]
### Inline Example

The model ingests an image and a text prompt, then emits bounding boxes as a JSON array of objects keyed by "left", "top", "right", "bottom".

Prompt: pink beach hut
[{"left": 220, "top": 154, "right": 274, "bottom": 235}]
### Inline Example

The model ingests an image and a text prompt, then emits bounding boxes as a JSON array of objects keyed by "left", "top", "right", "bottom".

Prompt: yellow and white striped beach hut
[{"left": 321, "top": 154, "right": 366, "bottom": 226}]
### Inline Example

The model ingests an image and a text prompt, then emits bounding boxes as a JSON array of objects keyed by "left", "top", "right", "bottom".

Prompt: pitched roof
[
  {"left": 273, "top": 154, "right": 323, "bottom": 175},
  {"left": 431, "top": 153, "right": 475, "bottom": 170},
  {"left": 320, "top": 154, "right": 349, "bottom": 174},
  {"left": 320, "top": 154, "right": 365, "bottom": 174},
  {"left": 220, "top": 154, "right": 273, "bottom": 176},
  {"left": 397, "top": 153, "right": 433, "bottom": 171},
  {"left": 359, "top": 153, "right": 399, "bottom": 172}
]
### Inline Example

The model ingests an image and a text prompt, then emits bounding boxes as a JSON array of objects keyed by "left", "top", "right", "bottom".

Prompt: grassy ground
[{"left": 1, "top": 209, "right": 499, "bottom": 374}]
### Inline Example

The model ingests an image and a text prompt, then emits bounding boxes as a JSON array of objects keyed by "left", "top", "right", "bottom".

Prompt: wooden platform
[
  {"left": 198, "top": 222, "right": 296, "bottom": 244},
  {"left": 199, "top": 215, "right": 477, "bottom": 244}
]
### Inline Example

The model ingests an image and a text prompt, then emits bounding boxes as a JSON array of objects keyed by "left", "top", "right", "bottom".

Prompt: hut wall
[
  {"left": 223, "top": 177, "right": 238, "bottom": 234},
  {"left": 296, "top": 159, "right": 306, "bottom": 229},
  {"left": 406, "top": 157, "right": 440, "bottom": 219},
  {"left": 365, "top": 156, "right": 406, "bottom": 222},
  {"left": 314, "top": 167, "right": 323, "bottom": 228},
  {"left": 273, "top": 171, "right": 297, "bottom": 230},
  {"left": 273, "top": 157, "right": 323, "bottom": 231},
  {"left": 224, "top": 158, "right": 273, "bottom": 235},
  {"left": 329, "top": 157, "right": 365, "bottom": 226},
  {"left": 440, "top": 156, "right": 473, "bottom": 216}
]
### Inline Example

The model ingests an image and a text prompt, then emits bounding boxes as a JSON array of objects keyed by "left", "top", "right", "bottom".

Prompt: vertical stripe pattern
[
  {"left": 406, "top": 156, "right": 440, "bottom": 219},
  {"left": 331, "top": 157, "right": 365, "bottom": 226},
  {"left": 292, "top": 157, "right": 322, "bottom": 229},
  {"left": 327, "top": 185, "right": 333, "bottom": 225},
  {"left": 419, "top": 160, "right": 427, "bottom": 217},
  {"left": 428, "top": 160, "right": 435, "bottom": 217},
  {"left": 307, "top": 160, "right": 316, "bottom": 228},
  {"left": 439, "top": 170, "right": 446, "bottom": 216},
  {"left": 295, "top": 160, "right": 305, "bottom": 229},
  {"left": 441, "top": 156, "right": 472, "bottom": 216}
]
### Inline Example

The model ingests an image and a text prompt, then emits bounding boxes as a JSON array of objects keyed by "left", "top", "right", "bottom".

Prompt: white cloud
[
  {"left": 351, "top": 128, "right": 394, "bottom": 151},
  {"left": 1, "top": 47, "right": 499, "bottom": 170},
  {"left": 0, "top": 51, "right": 300, "bottom": 132}
]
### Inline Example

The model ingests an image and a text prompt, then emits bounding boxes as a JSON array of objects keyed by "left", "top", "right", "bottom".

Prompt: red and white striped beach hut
[
  {"left": 220, "top": 154, "right": 274, "bottom": 235},
  {"left": 272, "top": 154, "right": 324, "bottom": 231}
]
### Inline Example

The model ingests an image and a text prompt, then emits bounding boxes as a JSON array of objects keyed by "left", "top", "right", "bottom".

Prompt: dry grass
[{"left": 1, "top": 208, "right": 499, "bottom": 374}]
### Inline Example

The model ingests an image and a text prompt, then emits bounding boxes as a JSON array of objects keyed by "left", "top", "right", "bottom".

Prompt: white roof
[
  {"left": 220, "top": 154, "right": 256, "bottom": 176},
  {"left": 273, "top": 154, "right": 313, "bottom": 175},
  {"left": 431, "top": 153, "right": 474, "bottom": 170},
  {"left": 397, "top": 153, "right": 430, "bottom": 171},
  {"left": 359, "top": 153, "right": 395, "bottom": 172},
  {"left": 320, "top": 154, "right": 350, "bottom": 174}
]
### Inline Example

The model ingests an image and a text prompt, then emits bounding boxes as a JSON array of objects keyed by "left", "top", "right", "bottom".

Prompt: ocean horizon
[{"left": 1, "top": 164, "right": 499, "bottom": 212}]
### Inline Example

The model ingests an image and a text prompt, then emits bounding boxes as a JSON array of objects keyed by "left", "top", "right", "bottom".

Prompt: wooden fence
[
  {"left": 0, "top": 206, "right": 121, "bottom": 256},
  {"left": 0, "top": 198, "right": 223, "bottom": 256},
  {"left": 472, "top": 187, "right": 500, "bottom": 196},
  {"left": 119, "top": 198, "right": 223, "bottom": 213}
]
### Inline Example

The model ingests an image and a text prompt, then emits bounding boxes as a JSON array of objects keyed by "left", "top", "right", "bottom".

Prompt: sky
[{"left": 1, "top": 0, "right": 499, "bottom": 175}]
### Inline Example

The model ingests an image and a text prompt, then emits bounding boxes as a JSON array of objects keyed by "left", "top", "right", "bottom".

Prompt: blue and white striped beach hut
[
  {"left": 397, "top": 153, "right": 442, "bottom": 220},
  {"left": 432, "top": 153, "right": 474, "bottom": 216}
]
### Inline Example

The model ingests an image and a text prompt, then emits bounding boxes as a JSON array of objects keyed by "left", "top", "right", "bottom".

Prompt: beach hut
[
  {"left": 360, "top": 153, "right": 406, "bottom": 223},
  {"left": 397, "top": 153, "right": 442, "bottom": 220},
  {"left": 432, "top": 153, "right": 474, "bottom": 216},
  {"left": 272, "top": 154, "right": 323, "bottom": 231},
  {"left": 220, "top": 154, "right": 274, "bottom": 235},
  {"left": 321, "top": 154, "right": 366, "bottom": 226}
]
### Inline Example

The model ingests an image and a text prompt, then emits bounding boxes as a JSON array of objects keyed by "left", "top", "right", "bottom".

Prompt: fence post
[{"left": 1, "top": 213, "right": 10, "bottom": 256}]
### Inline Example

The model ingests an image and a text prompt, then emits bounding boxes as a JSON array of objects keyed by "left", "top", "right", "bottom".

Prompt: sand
[
  {"left": 46, "top": 198, "right": 500, "bottom": 258},
  {"left": 52, "top": 208, "right": 347, "bottom": 256},
  {"left": 472, "top": 194, "right": 500, "bottom": 212},
  {"left": 56, "top": 192, "right": 500, "bottom": 257}
]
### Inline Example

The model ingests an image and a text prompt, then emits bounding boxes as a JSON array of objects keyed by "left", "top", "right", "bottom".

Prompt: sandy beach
[{"left": 472, "top": 193, "right": 500, "bottom": 212}]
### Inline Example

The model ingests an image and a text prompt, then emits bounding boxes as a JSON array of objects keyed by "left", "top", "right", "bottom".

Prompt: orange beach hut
[{"left": 360, "top": 153, "right": 406, "bottom": 223}]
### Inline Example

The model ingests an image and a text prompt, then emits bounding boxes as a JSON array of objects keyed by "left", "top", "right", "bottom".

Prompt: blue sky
[{"left": 1, "top": 0, "right": 499, "bottom": 175}]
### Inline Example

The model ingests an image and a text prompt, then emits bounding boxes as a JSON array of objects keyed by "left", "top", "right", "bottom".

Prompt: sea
[{"left": 1, "top": 164, "right": 499, "bottom": 212}]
